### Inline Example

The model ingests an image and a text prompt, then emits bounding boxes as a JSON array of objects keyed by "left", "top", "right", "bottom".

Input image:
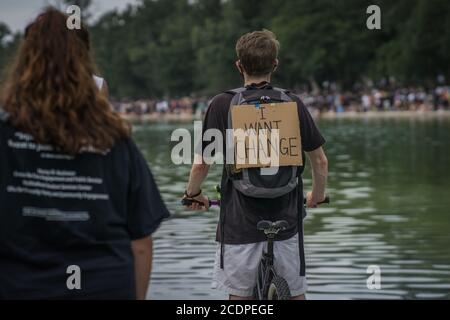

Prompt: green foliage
[
  {"left": 191, "top": 1, "right": 246, "bottom": 95},
  {"left": 0, "top": 0, "right": 449, "bottom": 98},
  {"left": 0, "top": 23, "right": 21, "bottom": 83},
  {"left": 374, "top": 0, "right": 450, "bottom": 85}
]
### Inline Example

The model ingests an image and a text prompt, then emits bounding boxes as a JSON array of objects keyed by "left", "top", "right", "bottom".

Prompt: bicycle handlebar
[
  {"left": 181, "top": 198, "right": 220, "bottom": 207},
  {"left": 181, "top": 195, "right": 330, "bottom": 208}
]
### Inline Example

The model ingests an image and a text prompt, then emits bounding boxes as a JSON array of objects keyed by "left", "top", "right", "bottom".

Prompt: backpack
[{"left": 225, "top": 86, "right": 301, "bottom": 199}]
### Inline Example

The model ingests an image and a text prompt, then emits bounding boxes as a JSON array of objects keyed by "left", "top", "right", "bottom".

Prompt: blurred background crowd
[{"left": 112, "top": 83, "right": 450, "bottom": 118}]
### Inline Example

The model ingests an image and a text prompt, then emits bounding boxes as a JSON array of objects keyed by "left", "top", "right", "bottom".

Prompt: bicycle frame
[{"left": 254, "top": 232, "right": 277, "bottom": 300}]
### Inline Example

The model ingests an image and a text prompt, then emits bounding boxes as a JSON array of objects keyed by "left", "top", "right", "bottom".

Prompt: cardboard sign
[{"left": 231, "top": 102, "right": 302, "bottom": 169}]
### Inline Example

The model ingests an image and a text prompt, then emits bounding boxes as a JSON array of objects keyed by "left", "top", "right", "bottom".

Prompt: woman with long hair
[{"left": 0, "top": 8, "right": 169, "bottom": 299}]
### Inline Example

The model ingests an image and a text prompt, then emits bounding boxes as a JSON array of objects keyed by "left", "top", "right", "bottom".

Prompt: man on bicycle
[{"left": 183, "top": 30, "right": 328, "bottom": 300}]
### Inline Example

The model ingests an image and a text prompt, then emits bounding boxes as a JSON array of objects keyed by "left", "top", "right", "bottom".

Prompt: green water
[{"left": 132, "top": 117, "right": 450, "bottom": 300}]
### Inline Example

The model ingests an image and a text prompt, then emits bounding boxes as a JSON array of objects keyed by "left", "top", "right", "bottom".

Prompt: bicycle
[
  {"left": 182, "top": 187, "right": 330, "bottom": 300},
  {"left": 252, "top": 196, "right": 330, "bottom": 300}
]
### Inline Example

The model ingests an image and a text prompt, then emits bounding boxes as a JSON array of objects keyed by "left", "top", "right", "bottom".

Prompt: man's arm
[
  {"left": 184, "top": 95, "right": 223, "bottom": 210},
  {"left": 131, "top": 236, "right": 153, "bottom": 300},
  {"left": 306, "top": 147, "right": 328, "bottom": 208},
  {"left": 184, "top": 161, "right": 210, "bottom": 210}
]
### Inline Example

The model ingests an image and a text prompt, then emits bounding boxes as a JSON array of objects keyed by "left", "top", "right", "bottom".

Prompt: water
[{"left": 132, "top": 117, "right": 450, "bottom": 300}]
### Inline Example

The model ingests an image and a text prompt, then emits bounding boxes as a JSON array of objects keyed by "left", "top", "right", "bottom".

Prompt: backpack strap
[
  {"left": 272, "top": 87, "right": 294, "bottom": 102},
  {"left": 226, "top": 87, "right": 247, "bottom": 106},
  {"left": 226, "top": 87, "right": 247, "bottom": 94},
  {"left": 298, "top": 209, "right": 306, "bottom": 276},
  {"left": 225, "top": 87, "right": 247, "bottom": 131},
  {"left": 226, "top": 87, "right": 247, "bottom": 173},
  {"left": 220, "top": 87, "right": 247, "bottom": 270}
]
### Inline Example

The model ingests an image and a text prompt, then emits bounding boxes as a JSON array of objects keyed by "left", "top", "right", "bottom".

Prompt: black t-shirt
[
  {"left": 0, "top": 118, "right": 170, "bottom": 299},
  {"left": 202, "top": 84, "right": 325, "bottom": 244}
]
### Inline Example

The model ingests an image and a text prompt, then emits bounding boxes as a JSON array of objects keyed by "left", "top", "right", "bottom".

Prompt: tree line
[{"left": 1, "top": 0, "right": 449, "bottom": 99}]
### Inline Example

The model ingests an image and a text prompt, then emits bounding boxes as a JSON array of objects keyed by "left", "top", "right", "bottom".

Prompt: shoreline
[
  {"left": 318, "top": 110, "right": 450, "bottom": 119},
  {"left": 121, "top": 110, "right": 450, "bottom": 122}
]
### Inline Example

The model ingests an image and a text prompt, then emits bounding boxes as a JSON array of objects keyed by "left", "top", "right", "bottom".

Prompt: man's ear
[
  {"left": 273, "top": 59, "right": 279, "bottom": 72},
  {"left": 236, "top": 60, "right": 244, "bottom": 75}
]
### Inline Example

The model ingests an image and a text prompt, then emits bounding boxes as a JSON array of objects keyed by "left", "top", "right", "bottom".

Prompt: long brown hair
[{"left": 1, "top": 7, "right": 130, "bottom": 154}]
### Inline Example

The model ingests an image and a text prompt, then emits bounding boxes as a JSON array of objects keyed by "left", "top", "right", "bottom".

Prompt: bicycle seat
[{"left": 257, "top": 220, "right": 289, "bottom": 233}]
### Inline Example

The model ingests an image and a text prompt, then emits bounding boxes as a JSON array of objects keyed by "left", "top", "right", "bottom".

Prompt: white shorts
[{"left": 211, "top": 234, "right": 307, "bottom": 297}]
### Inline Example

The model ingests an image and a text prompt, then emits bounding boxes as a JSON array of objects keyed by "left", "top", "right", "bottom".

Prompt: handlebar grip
[
  {"left": 181, "top": 198, "right": 206, "bottom": 207},
  {"left": 304, "top": 195, "right": 330, "bottom": 205}
]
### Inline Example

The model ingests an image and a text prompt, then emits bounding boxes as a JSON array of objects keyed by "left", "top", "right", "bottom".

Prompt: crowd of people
[
  {"left": 300, "top": 85, "right": 450, "bottom": 113},
  {"left": 111, "top": 85, "right": 450, "bottom": 119},
  {"left": 111, "top": 97, "right": 209, "bottom": 119}
]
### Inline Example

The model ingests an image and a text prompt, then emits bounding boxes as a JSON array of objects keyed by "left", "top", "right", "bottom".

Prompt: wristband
[{"left": 185, "top": 189, "right": 202, "bottom": 198}]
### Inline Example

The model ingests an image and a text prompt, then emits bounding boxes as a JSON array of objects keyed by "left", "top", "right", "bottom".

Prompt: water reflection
[{"left": 132, "top": 117, "right": 450, "bottom": 300}]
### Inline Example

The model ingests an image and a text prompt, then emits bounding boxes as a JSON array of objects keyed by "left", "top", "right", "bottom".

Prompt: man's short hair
[{"left": 235, "top": 29, "right": 280, "bottom": 77}]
